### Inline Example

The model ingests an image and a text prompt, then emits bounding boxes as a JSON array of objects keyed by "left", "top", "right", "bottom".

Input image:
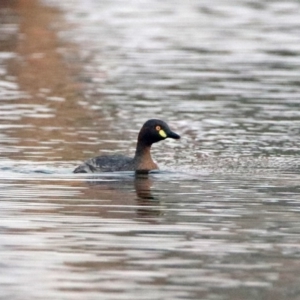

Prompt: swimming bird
[{"left": 73, "top": 119, "right": 180, "bottom": 173}]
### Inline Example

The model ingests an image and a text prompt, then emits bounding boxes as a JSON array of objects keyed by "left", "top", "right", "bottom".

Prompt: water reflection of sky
[{"left": 47, "top": 0, "right": 300, "bottom": 164}]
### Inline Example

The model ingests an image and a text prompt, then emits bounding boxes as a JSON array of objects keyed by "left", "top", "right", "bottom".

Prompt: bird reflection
[
  {"left": 134, "top": 173, "right": 154, "bottom": 199},
  {"left": 134, "top": 174, "right": 163, "bottom": 219},
  {"left": 78, "top": 172, "right": 163, "bottom": 220}
]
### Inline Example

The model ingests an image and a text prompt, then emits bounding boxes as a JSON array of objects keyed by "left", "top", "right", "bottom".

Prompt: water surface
[{"left": 1, "top": 0, "right": 300, "bottom": 299}]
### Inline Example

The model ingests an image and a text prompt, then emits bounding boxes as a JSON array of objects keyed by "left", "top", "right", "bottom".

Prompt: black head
[{"left": 137, "top": 119, "right": 180, "bottom": 146}]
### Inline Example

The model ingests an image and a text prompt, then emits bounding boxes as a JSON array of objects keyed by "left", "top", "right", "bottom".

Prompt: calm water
[{"left": 1, "top": 0, "right": 300, "bottom": 299}]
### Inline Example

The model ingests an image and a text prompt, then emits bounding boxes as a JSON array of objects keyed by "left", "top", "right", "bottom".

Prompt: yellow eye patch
[{"left": 158, "top": 129, "right": 167, "bottom": 138}]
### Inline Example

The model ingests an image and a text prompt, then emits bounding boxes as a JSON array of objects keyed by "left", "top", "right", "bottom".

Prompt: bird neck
[{"left": 133, "top": 141, "right": 157, "bottom": 171}]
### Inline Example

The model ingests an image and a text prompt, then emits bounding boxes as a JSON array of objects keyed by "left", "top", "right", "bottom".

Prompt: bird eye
[{"left": 155, "top": 125, "right": 161, "bottom": 131}]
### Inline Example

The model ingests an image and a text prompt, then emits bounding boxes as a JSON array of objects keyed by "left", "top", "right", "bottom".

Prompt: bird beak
[{"left": 167, "top": 130, "right": 180, "bottom": 140}]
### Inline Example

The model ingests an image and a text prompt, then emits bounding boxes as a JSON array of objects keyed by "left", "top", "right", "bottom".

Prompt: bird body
[{"left": 74, "top": 119, "right": 180, "bottom": 173}]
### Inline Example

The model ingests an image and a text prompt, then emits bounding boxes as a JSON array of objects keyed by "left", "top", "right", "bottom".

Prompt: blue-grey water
[{"left": 1, "top": 0, "right": 300, "bottom": 299}]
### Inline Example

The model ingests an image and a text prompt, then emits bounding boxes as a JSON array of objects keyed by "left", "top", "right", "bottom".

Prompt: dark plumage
[{"left": 74, "top": 119, "right": 180, "bottom": 173}]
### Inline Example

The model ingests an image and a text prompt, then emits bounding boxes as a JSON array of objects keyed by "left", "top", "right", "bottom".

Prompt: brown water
[{"left": 1, "top": 0, "right": 300, "bottom": 299}]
